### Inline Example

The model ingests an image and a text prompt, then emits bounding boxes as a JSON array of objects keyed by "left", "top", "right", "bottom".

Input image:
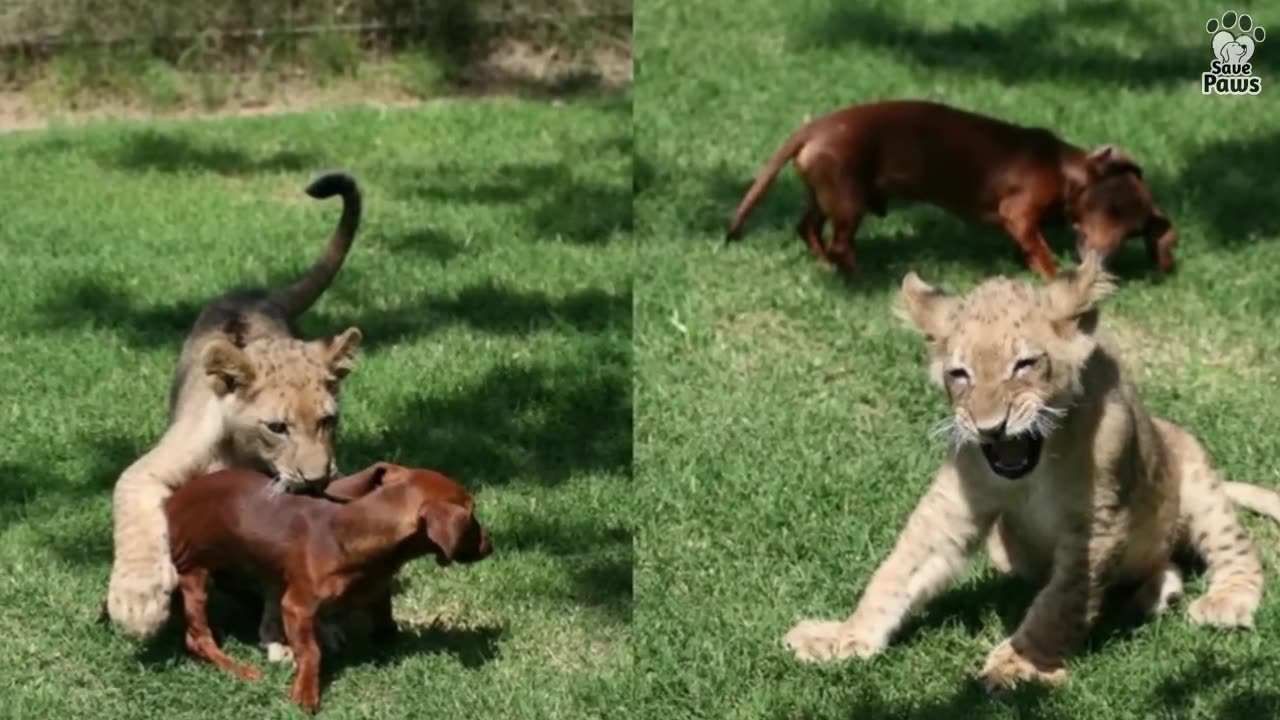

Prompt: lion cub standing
[
  {"left": 784, "top": 252, "right": 1280, "bottom": 689},
  {"left": 106, "top": 173, "right": 363, "bottom": 639}
]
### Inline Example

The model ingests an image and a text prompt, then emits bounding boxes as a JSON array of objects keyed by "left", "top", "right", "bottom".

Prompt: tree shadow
[
  {"left": 795, "top": 569, "right": 1180, "bottom": 720},
  {"left": 382, "top": 226, "right": 467, "bottom": 264},
  {"left": 36, "top": 277, "right": 200, "bottom": 348},
  {"left": 131, "top": 591, "right": 505, "bottom": 682},
  {"left": 395, "top": 157, "right": 631, "bottom": 244},
  {"left": 796, "top": 2, "right": 1229, "bottom": 89},
  {"left": 1152, "top": 646, "right": 1280, "bottom": 718},
  {"left": 0, "top": 434, "right": 148, "bottom": 536},
  {"left": 34, "top": 273, "right": 627, "bottom": 353},
  {"left": 102, "top": 129, "right": 319, "bottom": 176},
  {"left": 331, "top": 281, "right": 631, "bottom": 349},
  {"left": 1171, "top": 131, "right": 1280, "bottom": 244},
  {"left": 503, "top": 517, "right": 633, "bottom": 622},
  {"left": 805, "top": 680, "right": 1065, "bottom": 720},
  {"left": 340, "top": 349, "right": 633, "bottom": 488}
]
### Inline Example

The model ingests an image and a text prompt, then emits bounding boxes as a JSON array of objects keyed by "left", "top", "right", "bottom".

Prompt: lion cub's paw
[
  {"left": 783, "top": 619, "right": 881, "bottom": 663},
  {"left": 106, "top": 559, "right": 179, "bottom": 637},
  {"left": 265, "top": 642, "right": 296, "bottom": 665},
  {"left": 977, "top": 639, "right": 1067, "bottom": 692},
  {"left": 1188, "top": 592, "right": 1256, "bottom": 629}
]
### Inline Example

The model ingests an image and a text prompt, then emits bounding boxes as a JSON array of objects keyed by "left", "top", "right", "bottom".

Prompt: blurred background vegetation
[{"left": 0, "top": 0, "right": 630, "bottom": 116}]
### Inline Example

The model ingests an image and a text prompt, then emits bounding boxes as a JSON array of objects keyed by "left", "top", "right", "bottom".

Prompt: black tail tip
[{"left": 305, "top": 171, "right": 359, "bottom": 200}]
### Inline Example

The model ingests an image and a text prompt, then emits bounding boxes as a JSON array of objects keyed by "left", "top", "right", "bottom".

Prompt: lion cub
[
  {"left": 106, "top": 173, "right": 363, "bottom": 640},
  {"left": 784, "top": 252, "right": 1280, "bottom": 690}
]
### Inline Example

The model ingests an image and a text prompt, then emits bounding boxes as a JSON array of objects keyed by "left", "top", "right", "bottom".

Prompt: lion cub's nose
[{"left": 976, "top": 418, "right": 1008, "bottom": 441}]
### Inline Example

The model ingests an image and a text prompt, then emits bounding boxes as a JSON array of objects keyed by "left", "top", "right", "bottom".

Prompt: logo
[{"left": 1203, "top": 11, "right": 1266, "bottom": 95}]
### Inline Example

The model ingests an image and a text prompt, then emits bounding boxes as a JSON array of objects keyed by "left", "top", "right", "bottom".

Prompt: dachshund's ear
[
  {"left": 420, "top": 500, "right": 472, "bottom": 565},
  {"left": 323, "top": 463, "right": 390, "bottom": 500}
]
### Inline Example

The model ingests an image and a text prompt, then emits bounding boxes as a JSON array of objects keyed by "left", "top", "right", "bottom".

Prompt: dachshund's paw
[
  {"left": 783, "top": 619, "right": 882, "bottom": 663},
  {"left": 977, "top": 639, "right": 1067, "bottom": 692},
  {"left": 289, "top": 681, "right": 321, "bottom": 714}
]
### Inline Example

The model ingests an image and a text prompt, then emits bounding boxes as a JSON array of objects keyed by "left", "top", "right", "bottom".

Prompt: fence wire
[{"left": 0, "top": 0, "right": 630, "bottom": 50}]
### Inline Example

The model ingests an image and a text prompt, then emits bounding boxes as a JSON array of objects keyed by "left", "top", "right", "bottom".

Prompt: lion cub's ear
[
  {"left": 897, "top": 272, "right": 958, "bottom": 344},
  {"left": 1046, "top": 251, "right": 1116, "bottom": 336},
  {"left": 325, "top": 326, "right": 362, "bottom": 380},
  {"left": 202, "top": 339, "right": 256, "bottom": 396}
]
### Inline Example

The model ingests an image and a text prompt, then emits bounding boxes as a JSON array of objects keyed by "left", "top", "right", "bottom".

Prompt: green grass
[
  {"left": 634, "top": 1, "right": 1280, "bottom": 718},
  {"left": 0, "top": 96, "right": 631, "bottom": 718}
]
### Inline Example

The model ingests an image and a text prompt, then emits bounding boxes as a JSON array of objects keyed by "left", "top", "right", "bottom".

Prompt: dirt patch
[{"left": 0, "top": 34, "right": 630, "bottom": 133}]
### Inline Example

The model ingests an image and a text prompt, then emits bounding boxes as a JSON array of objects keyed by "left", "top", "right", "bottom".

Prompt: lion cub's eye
[
  {"left": 264, "top": 421, "right": 290, "bottom": 435},
  {"left": 1013, "top": 355, "right": 1042, "bottom": 376},
  {"left": 946, "top": 367, "right": 970, "bottom": 383}
]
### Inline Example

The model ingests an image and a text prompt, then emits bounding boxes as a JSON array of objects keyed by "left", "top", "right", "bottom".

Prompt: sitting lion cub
[{"left": 784, "top": 252, "right": 1280, "bottom": 690}]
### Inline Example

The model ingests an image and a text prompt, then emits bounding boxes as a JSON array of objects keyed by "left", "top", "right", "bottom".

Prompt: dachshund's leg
[
  {"left": 282, "top": 587, "right": 324, "bottom": 713},
  {"left": 180, "top": 569, "right": 261, "bottom": 681}
]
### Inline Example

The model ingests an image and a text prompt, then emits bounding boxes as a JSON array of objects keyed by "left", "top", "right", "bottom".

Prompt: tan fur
[
  {"left": 784, "top": 253, "right": 1280, "bottom": 689},
  {"left": 106, "top": 173, "right": 363, "bottom": 639}
]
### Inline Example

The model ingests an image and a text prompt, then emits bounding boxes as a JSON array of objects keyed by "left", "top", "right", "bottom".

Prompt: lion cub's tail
[
  {"left": 1224, "top": 481, "right": 1280, "bottom": 524},
  {"left": 270, "top": 171, "right": 362, "bottom": 318}
]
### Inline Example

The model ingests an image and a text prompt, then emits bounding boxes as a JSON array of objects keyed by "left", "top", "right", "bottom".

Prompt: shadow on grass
[
  {"left": 131, "top": 591, "right": 505, "bottom": 682},
  {"left": 327, "top": 281, "right": 631, "bottom": 348},
  {"left": 795, "top": 1, "right": 1217, "bottom": 89},
  {"left": 1153, "top": 648, "right": 1280, "bottom": 718},
  {"left": 36, "top": 277, "right": 200, "bottom": 348},
  {"left": 100, "top": 130, "right": 320, "bottom": 176},
  {"left": 812, "top": 644, "right": 1280, "bottom": 719},
  {"left": 0, "top": 434, "right": 148, "bottom": 535},
  {"left": 1171, "top": 131, "right": 1280, "bottom": 245},
  {"left": 792, "top": 571, "right": 1183, "bottom": 720},
  {"left": 383, "top": 226, "right": 468, "bottom": 264},
  {"left": 340, "top": 346, "right": 633, "bottom": 488},
  {"left": 331, "top": 621, "right": 507, "bottom": 672},
  {"left": 813, "top": 681, "right": 1067, "bottom": 720},
  {"left": 896, "top": 569, "right": 1150, "bottom": 654},
  {"left": 395, "top": 157, "right": 631, "bottom": 245},
  {"left": 35, "top": 276, "right": 631, "bottom": 351},
  {"left": 504, "top": 517, "right": 633, "bottom": 622}
]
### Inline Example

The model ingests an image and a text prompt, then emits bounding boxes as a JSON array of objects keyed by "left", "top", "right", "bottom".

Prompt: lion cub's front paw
[
  {"left": 1188, "top": 592, "right": 1256, "bottom": 629},
  {"left": 265, "top": 642, "right": 296, "bottom": 665},
  {"left": 783, "top": 619, "right": 882, "bottom": 663},
  {"left": 977, "top": 639, "right": 1067, "bottom": 692}
]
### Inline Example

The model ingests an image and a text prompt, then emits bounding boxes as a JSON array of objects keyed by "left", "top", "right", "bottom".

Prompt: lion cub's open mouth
[{"left": 980, "top": 433, "right": 1044, "bottom": 480}]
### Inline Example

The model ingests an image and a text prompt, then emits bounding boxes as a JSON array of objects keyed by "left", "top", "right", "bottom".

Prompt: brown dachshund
[
  {"left": 725, "top": 99, "right": 1176, "bottom": 279},
  {"left": 165, "top": 462, "right": 493, "bottom": 713}
]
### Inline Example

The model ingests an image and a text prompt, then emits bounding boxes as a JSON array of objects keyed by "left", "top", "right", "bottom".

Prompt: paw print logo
[{"left": 1207, "top": 11, "right": 1266, "bottom": 65}]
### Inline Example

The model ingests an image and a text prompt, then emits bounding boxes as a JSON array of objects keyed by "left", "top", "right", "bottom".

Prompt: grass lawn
[
  {"left": 634, "top": 1, "right": 1280, "bottom": 718},
  {"left": 0, "top": 96, "right": 632, "bottom": 718}
]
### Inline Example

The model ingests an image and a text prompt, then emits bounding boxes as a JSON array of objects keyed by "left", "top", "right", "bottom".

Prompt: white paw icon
[{"left": 1208, "top": 11, "right": 1266, "bottom": 65}]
